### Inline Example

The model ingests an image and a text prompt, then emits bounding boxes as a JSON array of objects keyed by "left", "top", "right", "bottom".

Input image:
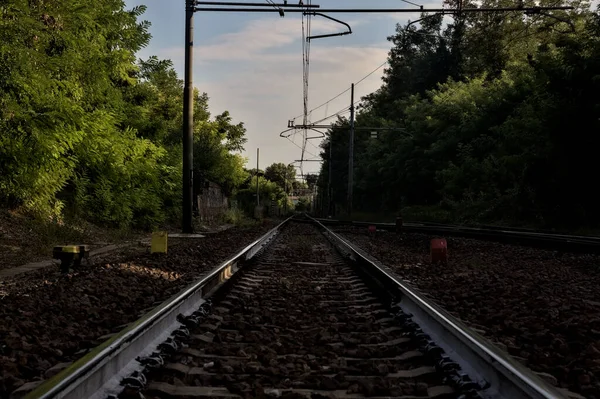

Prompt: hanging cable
[
  {"left": 399, "top": 0, "right": 424, "bottom": 8},
  {"left": 311, "top": 105, "right": 350, "bottom": 125},
  {"left": 355, "top": 60, "right": 388, "bottom": 85},
  {"left": 287, "top": 136, "right": 319, "bottom": 159},
  {"left": 265, "top": 0, "right": 285, "bottom": 16},
  {"left": 290, "top": 59, "right": 388, "bottom": 122}
]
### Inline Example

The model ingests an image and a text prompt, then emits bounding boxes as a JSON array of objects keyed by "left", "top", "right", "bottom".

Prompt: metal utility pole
[
  {"left": 256, "top": 148, "right": 260, "bottom": 206},
  {"left": 347, "top": 83, "right": 355, "bottom": 217},
  {"left": 182, "top": 0, "right": 194, "bottom": 233},
  {"left": 284, "top": 176, "right": 288, "bottom": 215},
  {"left": 328, "top": 138, "right": 333, "bottom": 217}
]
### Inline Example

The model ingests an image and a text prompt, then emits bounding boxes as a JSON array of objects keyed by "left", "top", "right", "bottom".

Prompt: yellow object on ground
[
  {"left": 151, "top": 231, "right": 168, "bottom": 254},
  {"left": 52, "top": 245, "right": 90, "bottom": 273}
]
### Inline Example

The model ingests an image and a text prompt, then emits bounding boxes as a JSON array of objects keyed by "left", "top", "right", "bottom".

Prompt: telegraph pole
[
  {"left": 256, "top": 148, "right": 260, "bottom": 206},
  {"left": 182, "top": 0, "right": 194, "bottom": 233},
  {"left": 347, "top": 83, "right": 355, "bottom": 217},
  {"left": 328, "top": 138, "right": 333, "bottom": 217}
]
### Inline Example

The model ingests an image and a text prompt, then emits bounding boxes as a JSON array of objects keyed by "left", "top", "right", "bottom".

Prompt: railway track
[
  {"left": 25, "top": 217, "right": 565, "bottom": 399},
  {"left": 315, "top": 218, "right": 600, "bottom": 253}
]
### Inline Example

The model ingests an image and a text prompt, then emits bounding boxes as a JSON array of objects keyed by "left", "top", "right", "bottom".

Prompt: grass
[
  {"left": 0, "top": 209, "right": 143, "bottom": 269},
  {"left": 219, "top": 208, "right": 262, "bottom": 228}
]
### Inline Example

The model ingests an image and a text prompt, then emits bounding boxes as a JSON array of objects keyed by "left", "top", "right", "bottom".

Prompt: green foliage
[
  {"left": 193, "top": 104, "right": 248, "bottom": 196},
  {"left": 318, "top": 3, "right": 600, "bottom": 228},
  {"left": 264, "top": 163, "right": 295, "bottom": 193},
  {"left": 235, "top": 176, "right": 288, "bottom": 213},
  {"left": 295, "top": 197, "right": 311, "bottom": 213},
  {"left": 0, "top": 1, "right": 249, "bottom": 229},
  {"left": 220, "top": 207, "right": 259, "bottom": 227}
]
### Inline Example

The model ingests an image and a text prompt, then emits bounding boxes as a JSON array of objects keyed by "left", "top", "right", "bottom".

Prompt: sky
[{"left": 123, "top": 0, "right": 443, "bottom": 177}]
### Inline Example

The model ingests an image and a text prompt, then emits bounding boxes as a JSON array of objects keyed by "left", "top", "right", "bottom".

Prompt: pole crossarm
[
  {"left": 304, "top": 12, "right": 352, "bottom": 41},
  {"left": 194, "top": 6, "right": 573, "bottom": 12},
  {"left": 288, "top": 124, "right": 406, "bottom": 131}
]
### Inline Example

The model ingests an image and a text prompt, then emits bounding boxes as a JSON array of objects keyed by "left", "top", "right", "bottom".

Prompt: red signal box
[{"left": 430, "top": 238, "right": 448, "bottom": 263}]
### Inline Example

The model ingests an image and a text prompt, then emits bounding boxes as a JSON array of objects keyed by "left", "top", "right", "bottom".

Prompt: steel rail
[
  {"left": 315, "top": 218, "right": 600, "bottom": 252},
  {"left": 309, "top": 215, "right": 568, "bottom": 399},
  {"left": 26, "top": 216, "right": 293, "bottom": 399}
]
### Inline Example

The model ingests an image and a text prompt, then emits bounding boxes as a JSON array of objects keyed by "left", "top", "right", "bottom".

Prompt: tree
[
  {"left": 264, "top": 163, "right": 296, "bottom": 193},
  {"left": 295, "top": 197, "right": 312, "bottom": 212},
  {"left": 0, "top": 1, "right": 251, "bottom": 228},
  {"left": 317, "top": 2, "right": 600, "bottom": 228},
  {"left": 305, "top": 174, "right": 319, "bottom": 191}
]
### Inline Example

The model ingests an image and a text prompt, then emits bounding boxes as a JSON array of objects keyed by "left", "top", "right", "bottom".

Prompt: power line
[
  {"left": 265, "top": 0, "right": 285, "bottom": 16},
  {"left": 307, "top": 138, "right": 322, "bottom": 153},
  {"left": 302, "top": 86, "right": 369, "bottom": 127},
  {"left": 399, "top": 0, "right": 423, "bottom": 8},
  {"left": 287, "top": 136, "right": 319, "bottom": 159},
  {"left": 311, "top": 105, "right": 350, "bottom": 125},
  {"left": 355, "top": 59, "right": 388, "bottom": 85},
  {"left": 291, "top": 59, "right": 388, "bottom": 122},
  {"left": 293, "top": 87, "right": 352, "bottom": 121}
]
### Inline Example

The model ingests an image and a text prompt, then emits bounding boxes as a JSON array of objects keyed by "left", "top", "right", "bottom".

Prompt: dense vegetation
[
  {"left": 0, "top": 1, "right": 252, "bottom": 228},
  {"left": 318, "top": 0, "right": 600, "bottom": 228}
]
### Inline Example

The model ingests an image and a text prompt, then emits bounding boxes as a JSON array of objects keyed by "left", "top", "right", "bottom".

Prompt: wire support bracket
[
  {"left": 279, "top": 127, "right": 325, "bottom": 139},
  {"left": 303, "top": 12, "right": 352, "bottom": 41}
]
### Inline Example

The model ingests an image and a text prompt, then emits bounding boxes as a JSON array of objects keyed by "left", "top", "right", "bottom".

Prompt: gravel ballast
[
  {"left": 338, "top": 227, "right": 600, "bottom": 399},
  {"left": 0, "top": 221, "right": 278, "bottom": 397},
  {"left": 140, "top": 222, "right": 457, "bottom": 399}
]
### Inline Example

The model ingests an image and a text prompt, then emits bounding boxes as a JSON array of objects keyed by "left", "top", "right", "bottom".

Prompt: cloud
[
  {"left": 141, "top": 15, "right": 392, "bottom": 174},
  {"left": 197, "top": 17, "right": 369, "bottom": 61}
]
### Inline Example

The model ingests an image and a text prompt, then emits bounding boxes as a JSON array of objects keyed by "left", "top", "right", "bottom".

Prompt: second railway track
[{"left": 26, "top": 217, "right": 567, "bottom": 399}]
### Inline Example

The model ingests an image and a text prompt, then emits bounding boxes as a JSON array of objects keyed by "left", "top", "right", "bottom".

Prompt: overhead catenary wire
[
  {"left": 287, "top": 136, "right": 319, "bottom": 159},
  {"left": 290, "top": 58, "right": 389, "bottom": 123},
  {"left": 306, "top": 137, "right": 322, "bottom": 152},
  {"left": 310, "top": 105, "right": 351, "bottom": 125},
  {"left": 301, "top": 88, "right": 372, "bottom": 128},
  {"left": 399, "top": 0, "right": 424, "bottom": 8},
  {"left": 355, "top": 59, "right": 388, "bottom": 85},
  {"left": 265, "top": 0, "right": 285, "bottom": 16}
]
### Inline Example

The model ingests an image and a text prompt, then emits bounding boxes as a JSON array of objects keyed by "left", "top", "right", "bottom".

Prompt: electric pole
[
  {"left": 328, "top": 138, "right": 332, "bottom": 217},
  {"left": 347, "top": 83, "right": 355, "bottom": 217},
  {"left": 256, "top": 148, "right": 260, "bottom": 207},
  {"left": 182, "top": 0, "right": 194, "bottom": 233}
]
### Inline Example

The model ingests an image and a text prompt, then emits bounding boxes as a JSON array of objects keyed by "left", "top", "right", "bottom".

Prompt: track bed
[
  {"left": 138, "top": 223, "right": 458, "bottom": 399},
  {"left": 336, "top": 227, "right": 597, "bottom": 398}
]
